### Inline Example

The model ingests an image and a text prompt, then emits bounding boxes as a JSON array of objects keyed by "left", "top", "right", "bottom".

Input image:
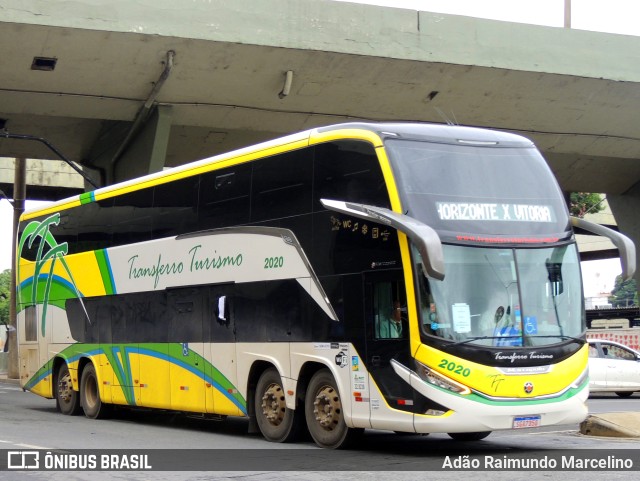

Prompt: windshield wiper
[
  {"left": 449, "top": 334, "right": 585, "bottom": 346},
  {"left": 449, "top": 336, "right": 520, "bottom": 346},
  {"left": 525, "top": 335, "right": 585, "bottom": 344}
]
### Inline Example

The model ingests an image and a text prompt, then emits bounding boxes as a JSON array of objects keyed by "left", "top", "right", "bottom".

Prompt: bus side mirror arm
[
  {"left": 320, "top": 198, "right": 445, "bottom": 280},
  {"left": 571, "top": 216, "right": 636, "bottom": 280}
]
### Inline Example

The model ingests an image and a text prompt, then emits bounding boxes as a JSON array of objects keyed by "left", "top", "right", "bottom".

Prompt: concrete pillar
[
  {"left": 113, "top": 105, "right": 173, "bottom": 182},
  {"left": 147, "top": 105, "right": 173, "bottom": 175},
  {"left": 608, "top": 182, "right": 640, "bottom": 300},
  {"left": 8, "top": 157, "right": 26, "bottom": 379}
]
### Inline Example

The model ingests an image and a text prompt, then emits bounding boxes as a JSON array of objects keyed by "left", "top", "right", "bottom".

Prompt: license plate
[{"left": 513, "top": 415, "right": 541, "bottom": 429}]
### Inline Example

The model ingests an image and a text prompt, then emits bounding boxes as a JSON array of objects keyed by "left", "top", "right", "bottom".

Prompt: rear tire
[
  {"left": 615, "top": 391, "right": 634, "bottom": 398},
  {"left": 56, "top": 363, "right": 81, "bottom": 415},
  {"left": 255, "top": 368, "right": 302, "bottom": 443},
  {"left": 305, "top": 368, "right": 361, "bottom": 449},
  {"left": 80, "top": 363, "right": 111, "bottom": 419},
  {"left": 447, "top": 431, "right": 491, "bottom": 441}
]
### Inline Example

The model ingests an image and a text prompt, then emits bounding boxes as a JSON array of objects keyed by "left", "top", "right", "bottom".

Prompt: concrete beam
[
  {"left": 4, "top": 0, "right": 639, "bottom": 82},
  {"left": 0, "top": 157, "right": 84, "bottom": 200}
]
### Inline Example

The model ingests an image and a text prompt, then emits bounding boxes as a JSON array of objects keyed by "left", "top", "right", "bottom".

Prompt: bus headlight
[
  {"left": 415, "top": 361, "right": 471, "bottom": 395},
  {"left": 416, "top": 361, "right": 471, "bottom": 395}
]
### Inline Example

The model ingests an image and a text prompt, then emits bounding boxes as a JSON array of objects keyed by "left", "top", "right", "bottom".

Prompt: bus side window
[
  {"left": 199, "top": 164, "right": 252, "bottom": 230},
  {"left": 372, "top": 281, "right": 406, "bottom": 340}
]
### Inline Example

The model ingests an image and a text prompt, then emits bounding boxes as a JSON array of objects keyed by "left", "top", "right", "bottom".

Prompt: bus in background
[{"left": 15, "top": 122, "right": 635, "bottom": 448}]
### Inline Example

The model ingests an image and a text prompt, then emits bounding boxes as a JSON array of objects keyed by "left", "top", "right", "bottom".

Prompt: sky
[
  {"left": 0, "top": 198, "right": 50, "bottom": 272},
  {"left": 1, "top": 0, "right": 635, "bottom": 296}
]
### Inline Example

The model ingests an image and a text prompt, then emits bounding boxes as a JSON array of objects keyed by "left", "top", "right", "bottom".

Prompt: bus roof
[
  {"left": 316, "top": 122, "right": 534, "bottom": 148},
  {"left": 21, "top": 122, "right": 533, "bottom": 220}
]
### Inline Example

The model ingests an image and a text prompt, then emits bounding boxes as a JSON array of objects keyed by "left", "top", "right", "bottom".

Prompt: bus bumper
[{"left": 393, "top": 360, "right": 589, "bottom": 433}]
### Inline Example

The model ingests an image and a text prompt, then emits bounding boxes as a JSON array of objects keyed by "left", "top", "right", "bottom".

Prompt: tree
[
  {"left": 608, "top": 275, "right": 638, "bottom": 308},
  {"left": 569, "top": 192, "right": 604, "bottom": 218},
  {"left": 0, "top": 269, "right": 10, "bottom": 327}
]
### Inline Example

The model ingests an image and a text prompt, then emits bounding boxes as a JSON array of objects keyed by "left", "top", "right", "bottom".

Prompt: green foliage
[
  {"left": 0, "top": 269, "right": 10, "bottom": 326},
  {"left": 569, "top": 192, "right": 604, "bottom": 218},
  {"left": 608, "top": 275, "right": 638, "bottom": 308}
]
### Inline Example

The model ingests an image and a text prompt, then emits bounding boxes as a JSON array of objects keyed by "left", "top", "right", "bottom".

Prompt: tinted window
[
  {"left": 252, "top": 150, "right": 313, "bottom": 221},
  {"left": 75, "top": 197, "right": 114, "bottom": 254},
  {"left": 168, "top": 287, "right": 205, "bottom": 343},
  {"left": 18, "top": 212, "right": 70, "bottom": 262},
  {"left": 314, "top": 141, "right": 389, "bottom": 209},
  {"left": 153, "top": 176, "right": 200, "bottom": 238},
  {"left": 199, "top": 164, "right": 252, "bottom": 230},
  {"left": 112, "top": 188, "right": 154, "bottom": 245},
  {"left": 52, "top": 208, "right": 77, "bottom": 254}
]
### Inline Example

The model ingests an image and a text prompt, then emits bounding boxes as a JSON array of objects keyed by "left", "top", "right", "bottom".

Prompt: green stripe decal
[
  {"left": 95, "top": 249, "right": 116, "bottom": 295},
  {"left": 434, "top": 379, "right": 589, "bottom": 407},
  {"left": 34, "top": 343, "right": 247, "bottom": 413},
  {"left": 79, "top": 192, "right": 93, "bottom": 205}
]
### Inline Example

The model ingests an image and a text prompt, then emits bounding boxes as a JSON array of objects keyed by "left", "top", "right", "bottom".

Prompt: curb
[{"left": 580, "top": 413, "right": 640, "bottom": 438}]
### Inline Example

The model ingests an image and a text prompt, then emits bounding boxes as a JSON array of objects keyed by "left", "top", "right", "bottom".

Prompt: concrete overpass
[
  {"left": 1, "top": 0, "right": 640, "bottom": 259},
  {"left": 0, "top": 157, "right": 83, "bottom": 201}
]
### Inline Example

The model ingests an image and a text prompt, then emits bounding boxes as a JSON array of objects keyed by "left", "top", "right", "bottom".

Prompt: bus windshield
[{"left": 415, "top": 243, "right": 585, "bottom": 347}]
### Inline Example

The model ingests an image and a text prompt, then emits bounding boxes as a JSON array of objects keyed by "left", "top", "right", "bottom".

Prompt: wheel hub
[
  {"left": 313, "top": 385, "right": 341, "bottom": 431},
  {"left": 261, "top": 383, "right": 286, "bottom": 426},
  {"left": 58, "top": 373, "right": 73, "bottom": 403}
]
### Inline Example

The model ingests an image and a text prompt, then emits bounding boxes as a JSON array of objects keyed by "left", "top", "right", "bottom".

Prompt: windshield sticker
[
  {"left": 437, "top": 202, "right": 555, "bottom": 223},
  {"left": 524, "top": 316, "right": 538, "bottom": 335},
  {"left": 451, "top": 303, "right": 471, "bottom": 333}
]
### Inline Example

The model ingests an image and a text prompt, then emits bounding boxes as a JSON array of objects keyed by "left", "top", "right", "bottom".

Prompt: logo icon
[
  {"left": 18, "top": 214, "right": 81, "bottom": 337},
  {"left": 335, "top": 351, "right": 348, "bottom": 368},
  {"left": 524, "top": 382, "right": 534, "bottom": 394},
  {"left": 7, "top": 451, "right": 40, "bottom": 469}
]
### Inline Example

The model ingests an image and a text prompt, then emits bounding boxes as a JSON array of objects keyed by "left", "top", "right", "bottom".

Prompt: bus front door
[{"left": 364, "top": 274, "right": 415, "bottom": 432}]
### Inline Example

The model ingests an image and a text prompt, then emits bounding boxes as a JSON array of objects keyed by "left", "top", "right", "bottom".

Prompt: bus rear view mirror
[
  {"left": 571, "top": 217, "right": 636, "bottom": 280},
  {"left": 321, "top": 198, "right": 445, "bottom": 280}
]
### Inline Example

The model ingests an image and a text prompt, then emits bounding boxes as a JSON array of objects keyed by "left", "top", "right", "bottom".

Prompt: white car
[{"left": 588, "top": 339, "right": 640, "bottom": 397}]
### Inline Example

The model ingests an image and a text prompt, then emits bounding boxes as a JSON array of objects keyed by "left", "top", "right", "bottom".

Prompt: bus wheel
[
  {"left": 56, "top": 363, "right": 81, "bottom": 415},
  {"left": 80, "top": 363, "right": 111, "bottom": 419},
  {"left": 447, "top": 431, "right": 491, "bottom": 441},
  {"left": 255, "top": 368, "right": 301, "bottom": 443},
  {"left": 305, "top": 369, "right": 360, "bottom": 449}
]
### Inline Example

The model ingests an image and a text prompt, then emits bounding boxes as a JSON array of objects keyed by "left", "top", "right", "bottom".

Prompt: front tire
[
  {"left": 305, "top": 368, "right": 361, "bottom": 449},
  {"left": 80, "top": 363, "right": 111, "bottom": 419},
  {"left": 448, "top": 431, "right": 491, "bottom": 441},
  {"left": 255, "top": 368, "right": 301, "bottom": 443},
  {"left": 56, "top": 362, "right": 81, "bottom": 415}
]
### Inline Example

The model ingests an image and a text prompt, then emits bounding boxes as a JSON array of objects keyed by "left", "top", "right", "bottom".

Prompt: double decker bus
[{"left": 16, "top": 122, "right": 635, "bottom": 448}]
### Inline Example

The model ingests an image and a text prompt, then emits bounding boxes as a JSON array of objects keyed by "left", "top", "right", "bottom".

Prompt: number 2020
[
  {"left": 438, "top": 359, "right": 471, "bottom": 377},
  {"left": 264, "top": 256, "right": 284, "bottom": 269}
]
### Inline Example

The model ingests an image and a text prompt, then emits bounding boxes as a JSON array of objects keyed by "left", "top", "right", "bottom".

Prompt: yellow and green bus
[{"left": 16, "top": 122, "right": 635, "bottom": 448}]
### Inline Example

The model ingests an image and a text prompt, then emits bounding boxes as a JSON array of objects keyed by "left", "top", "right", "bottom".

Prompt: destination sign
[{"left": 436, "top": 202, "right": 555, "bottom": 223}]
